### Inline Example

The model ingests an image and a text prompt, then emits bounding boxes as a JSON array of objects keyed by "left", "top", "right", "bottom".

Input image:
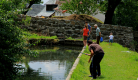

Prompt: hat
[{"left": 94, "top": 24, "right": 98, "bottom": 26}]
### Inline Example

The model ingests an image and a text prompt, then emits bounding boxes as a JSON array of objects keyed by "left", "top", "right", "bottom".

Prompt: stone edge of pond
[
  {"left": 66, "top": 47, "right": 85, "bottom": 80},
  {"left": 27, "top": 38, "right": 83, "bottom": 46}
]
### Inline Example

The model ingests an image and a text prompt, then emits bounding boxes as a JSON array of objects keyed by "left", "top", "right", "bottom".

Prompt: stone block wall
[
  {"left": 134, "top": 31, "right": 138, "bottom": 51},
  {"left": 18, "top": 15, "right": 134, "bottom": 49}
]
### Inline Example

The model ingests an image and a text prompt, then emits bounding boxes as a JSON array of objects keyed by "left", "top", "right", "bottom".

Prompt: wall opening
[{"left": 46, "top": 4, "right": 58, "bottom": 11}]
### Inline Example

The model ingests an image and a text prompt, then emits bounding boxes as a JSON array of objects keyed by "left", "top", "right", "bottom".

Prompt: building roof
[{"left": 26, "top": 0, "right": 56, "bottom": 17}]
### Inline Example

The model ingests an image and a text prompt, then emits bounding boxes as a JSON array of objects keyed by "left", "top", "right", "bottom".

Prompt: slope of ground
[
  {"left": 52, "top": 14, "right": 104, "bottom": 24},
  {"left": 70, "top": 42, "right": 138, "bottom": 80}
]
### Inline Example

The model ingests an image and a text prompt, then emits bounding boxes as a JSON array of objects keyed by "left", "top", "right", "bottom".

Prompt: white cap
[{"left": 94, "top": 24, "right": 98, "bottom": 26}]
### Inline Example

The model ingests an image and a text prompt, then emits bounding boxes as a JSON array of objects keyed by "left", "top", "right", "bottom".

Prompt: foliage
[
  {"left": 60, "top": 0, "right": 99, "bottom": 15},
  {"left": 22, "top": 16, "right": 31, "bottom": 26},
  {"left": 24, "top": 0, "right": 42, "bottom": 5},
  {"left": 98, "top": 0, "right": 108, "bottom": 14},
  {"left": 67, "top": 37, "right": 83, "bottom": 41},
  {"left": 23, "top": 0, "right": 42, "bottom": 14},
  {"left": 112, "top": 0, "right": 138, "bottom": 30},
  {"left": 99, "top": 0, "right": 138, "bottom": 30},
  {"left": 70, "top": 42, "right": 138, "bottom": 80},
  {"left": 0, "top": 0, "right": 37, "bottom": 80}
]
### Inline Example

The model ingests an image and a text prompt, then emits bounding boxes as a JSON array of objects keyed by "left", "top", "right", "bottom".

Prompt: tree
[
  {"left": 23, "top": 0, "right": 42, "bottom": 14},
  {"left": 99, "top": 0, "right": 138, "bottom": 30},
  {"left": 60, "top": 0, "right": 99, "bottom": 15},
  {"left": 0, "top": 0, "right": 37, "bottom": 80},
  {"left": 104, "top": 0, "right": 121, "bottom": 24},
  {"left": 112, "top": 0, "right": 138, "bottom": 30},
  {"left": 98, "top": 0, "right": 121, "bottom": 24}
]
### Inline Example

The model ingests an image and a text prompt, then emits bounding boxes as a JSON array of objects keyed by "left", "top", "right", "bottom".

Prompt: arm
[
  {"left": 99, "top": 32, "right": 101, "bottom": 38},
  {"left": 88, "top": 49, "right": 94, "bottom": 63},
  {"left": 85, "top": 53, "right": 91, "bottom": 56},
  {"left": 80, "top": 29, "right": 83, "bottom": 32},
  {"left": 88, "top": 31, "right": 90, "bottom": 36},
  {"left": 90, "top": 27, "right": 92, "bottom": 33}
]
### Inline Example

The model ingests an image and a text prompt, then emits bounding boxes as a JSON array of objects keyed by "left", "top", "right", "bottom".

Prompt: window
[{"left": 46, "top": 4, "right": 58, "bottom": 11}]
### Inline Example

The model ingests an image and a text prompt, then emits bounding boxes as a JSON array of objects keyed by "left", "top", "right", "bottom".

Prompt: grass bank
[
  {"left": 23, "top": 31, "right": 83, "bottom": 41},
  {"left": 23, "top": 31, "right": 57, "bottom": 39},
  {"left": 70, "top": 42, "right": 138, "bottom": 80}
]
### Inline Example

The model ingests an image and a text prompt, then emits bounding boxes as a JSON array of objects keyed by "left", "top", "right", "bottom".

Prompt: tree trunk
[
  {"left": 104, "top": 0, "right": 121, "bottom": 24},
  {"left": 23, "top": 1, "right": 34, "bottom": 15}
]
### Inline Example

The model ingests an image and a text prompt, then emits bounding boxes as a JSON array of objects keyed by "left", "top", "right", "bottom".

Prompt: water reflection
[{"left": 18, "top": 45, "right": 82, "bottom": 80}]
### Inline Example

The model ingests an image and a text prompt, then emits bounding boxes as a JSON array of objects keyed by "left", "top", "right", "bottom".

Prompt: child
[
  {"left": 81, "top": 24, "right": 90, "bottom": 48},
  {"left": 109, "top": 32, "right": 114, "bottom": 45}
]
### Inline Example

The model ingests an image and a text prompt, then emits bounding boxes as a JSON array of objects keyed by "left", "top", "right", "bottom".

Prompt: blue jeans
[{"left": 90, "top": 53, "right": 104, "bottom": 79}]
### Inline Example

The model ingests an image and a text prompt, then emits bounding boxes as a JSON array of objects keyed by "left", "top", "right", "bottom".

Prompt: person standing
[
  {"left": 85, "top": 40, "right": 104, "bottom": 79},
  {"left": 80, "top": 24, "right": 90, "bottom": 48},
  {"left": 94, "top": 24, "right": 101, "bottom": 44},
  {"left": 85, "top": 21, "right": 92, "bottom": 42},
  {"left": 109, "top": 32, "right": 114, "bottom": 45}
]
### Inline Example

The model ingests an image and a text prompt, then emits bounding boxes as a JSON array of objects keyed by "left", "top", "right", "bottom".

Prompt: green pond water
[{"left": 17, "top": 45, "right": 82, "bottom": 80}]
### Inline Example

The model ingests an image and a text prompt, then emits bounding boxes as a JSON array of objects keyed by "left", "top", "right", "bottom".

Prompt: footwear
[
  {"left": 88, "top": 75, "right": 93, "bottom": 77},
  {"left": 97, "top": 75, "right": 101, "bottom": 77}
]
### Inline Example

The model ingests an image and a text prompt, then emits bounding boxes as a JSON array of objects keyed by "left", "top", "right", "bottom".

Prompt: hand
[
  {"left": 85, "top": 53, "right": 88, "bottom": 55},
  {"left": 88, "top": 60, "right": 90, "bottom": 63},
  {"left": 93, "top": 42, "right": 96, "bottom": 44}
]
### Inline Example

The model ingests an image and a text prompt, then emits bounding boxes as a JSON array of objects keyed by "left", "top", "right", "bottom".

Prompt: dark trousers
[
  {"left": 87, "top": 36, "right": 90, "bottom": 42},
  {"left": 96, "top": 36, "right": 100, "bottom": 44},
  {"left": 90, "top": 53, "right": 104, "bottom": 79}
]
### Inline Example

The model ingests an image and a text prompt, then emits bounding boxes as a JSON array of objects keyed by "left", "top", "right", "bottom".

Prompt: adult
[
  {"left": 85, "top": 40, "right": 104, "bottom": 79},
  {"left": 94, "top": 24, "right": 101, "bottom": 44},
  {"left": 85, "top": 21, "right": 92, "bottom": 42}
]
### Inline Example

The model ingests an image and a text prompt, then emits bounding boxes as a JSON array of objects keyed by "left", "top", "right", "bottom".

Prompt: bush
[{"left": 0, "top": 0, "right": 37, "bottom": 80}]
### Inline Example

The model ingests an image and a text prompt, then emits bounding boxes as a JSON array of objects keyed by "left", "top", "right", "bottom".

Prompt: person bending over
[{"left": 85, "top": 40, "right": 104, "bottom": 79}]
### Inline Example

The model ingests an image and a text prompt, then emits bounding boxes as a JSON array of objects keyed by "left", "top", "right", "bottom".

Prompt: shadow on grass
[
  {"left": 135, "top": 58, "right": 138, "bottom": 61},
  {"left": 97, "top": 75, "right": 105, "bottom": 79}
]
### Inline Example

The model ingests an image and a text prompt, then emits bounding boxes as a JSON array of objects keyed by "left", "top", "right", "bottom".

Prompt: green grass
[
  {"left": 23, "top": 31, "right": 57, "bottom": 39},
  {"left": 32, "top": 49, "right": 58, "bottom": 53},
  {"left": 70, "top": 42, "right": 138, "bottom": 80},
  {"left": 67, "top": 37, "right": 83, "bottom": 41}
]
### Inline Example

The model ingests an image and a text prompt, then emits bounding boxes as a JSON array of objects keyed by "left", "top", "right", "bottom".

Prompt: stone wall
[
  {"left": 134, "top": 31, "right": 138, "bottom": 51},
  {"left": 18, "top": 15, "right": 134, "bottom": 49}
]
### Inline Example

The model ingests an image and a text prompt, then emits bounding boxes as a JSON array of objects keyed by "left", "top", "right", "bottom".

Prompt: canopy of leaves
[
  {"left": 99, "top": 0, "right": 138, "bottom": 30},
  {"left": 60, "top": 0, "right": 99, "bottom": 15},
  {"left": 0, "top": 0, "right": 37, "bottom": 80},
  {"left": 25, "top": 0, "right": 42, "bottom": 4},
  {"left": 112, "top": 0, "right": 138, "bottom": 30}
]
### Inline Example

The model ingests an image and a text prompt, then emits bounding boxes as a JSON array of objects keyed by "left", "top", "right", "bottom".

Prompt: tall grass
[{"left": 70, "top": 42, "right": 138, "bottom": 80}]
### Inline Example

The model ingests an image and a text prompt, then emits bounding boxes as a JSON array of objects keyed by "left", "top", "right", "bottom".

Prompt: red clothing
[{"left": 83, "top": 28, "right": 89, "bottom": 36}]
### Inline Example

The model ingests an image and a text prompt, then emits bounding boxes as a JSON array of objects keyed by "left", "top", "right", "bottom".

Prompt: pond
[{"left": 17, "top": 45, "right": 82, "bottom": 80}]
